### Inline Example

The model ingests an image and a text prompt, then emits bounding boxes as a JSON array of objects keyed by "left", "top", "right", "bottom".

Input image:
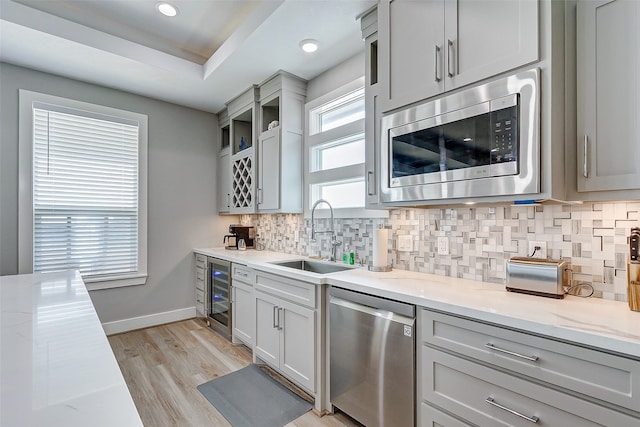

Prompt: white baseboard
[{"left": 102, "top": 306, "right": 196, "bottom": 335}]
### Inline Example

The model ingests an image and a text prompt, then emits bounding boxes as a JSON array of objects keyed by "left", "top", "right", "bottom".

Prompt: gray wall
[
  {"left": 0, "top": 62, "right": 231, "bottom": 323},
  {"left": 306, "top": 51, "right": 365, "bottom": 103}
]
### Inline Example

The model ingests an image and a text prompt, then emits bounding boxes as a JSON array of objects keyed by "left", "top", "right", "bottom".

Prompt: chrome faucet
[{"left": 311, "top": 199, "right": 341, "bottom": 262}]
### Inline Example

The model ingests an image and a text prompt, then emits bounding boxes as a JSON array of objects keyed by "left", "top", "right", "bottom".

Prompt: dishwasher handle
[
  {"left": 330, "top": 286, "right": 415, "bottom": 318},
  {"left": 330, "top": 297, "right": 415, "bottom": 327}
]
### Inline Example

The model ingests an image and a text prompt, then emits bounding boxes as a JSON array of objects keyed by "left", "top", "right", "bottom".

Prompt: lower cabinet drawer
[
  {"left": 232, "top": 264, "right": 253, "bottom": 283},
  {"left": 255, "top": 271, "right": 315, "bottom": 308},
  {"left": 195, "top": 288, "right": 205, "bottom": 317},
  {"left": 421, "top": 403, "right": 471, "bottom": 427},
  {"left": 422, "top": 347, "right": 638, "bottom": 427},
  {"left": 421, "top": 309, "right": 640, "bottom": 412},
  {"left": 195, "top": 253, "right": 207, "bottom": 266},
  {"left": 195, "top": 266, "right": 205, "bottom": 291}
]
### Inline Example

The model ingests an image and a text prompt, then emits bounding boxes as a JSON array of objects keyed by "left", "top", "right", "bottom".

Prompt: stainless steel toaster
[{"left": 506, "top": 257, "right": 570, "bottom": 299}]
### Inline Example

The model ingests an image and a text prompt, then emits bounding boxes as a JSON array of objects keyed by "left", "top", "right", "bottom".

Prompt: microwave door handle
[{"left": 434, "top": 45, "right": 441, "bottom": 82}]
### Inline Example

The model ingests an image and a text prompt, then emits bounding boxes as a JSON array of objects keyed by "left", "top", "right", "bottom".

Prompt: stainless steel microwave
[{"left": 380, "top": 69, "right": 540, "bottom": 203}]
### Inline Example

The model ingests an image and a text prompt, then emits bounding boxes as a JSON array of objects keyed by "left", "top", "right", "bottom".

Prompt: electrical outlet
[
  {"left": 528, "top": 241, "right": 548, "bottom": 259},
  {"left": 437, "top": 236, "right": 450, "bottom": 255},
  {"left": 397, "top": 235, "right": 413, "bottom": 252},
  {"left": 294, "top": 230, "right": 299, "bottom": 242}
]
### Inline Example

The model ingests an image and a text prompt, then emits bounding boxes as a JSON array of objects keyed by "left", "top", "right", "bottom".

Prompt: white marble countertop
[
  {"left": 0, "top": 270, "right": 143, "bottom": 427},
  {"left": 195, "top": 247, "right": 640, "bottom": 359}
]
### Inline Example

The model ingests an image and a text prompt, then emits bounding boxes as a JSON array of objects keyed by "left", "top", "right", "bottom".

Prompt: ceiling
[{"left": 0, "top": 0, "right": 376, "bottom": 113}]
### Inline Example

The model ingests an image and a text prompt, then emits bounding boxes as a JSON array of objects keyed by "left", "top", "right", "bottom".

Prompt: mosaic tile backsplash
[{"left": 241, "top": 201, "right": 640, "bottom": 302}]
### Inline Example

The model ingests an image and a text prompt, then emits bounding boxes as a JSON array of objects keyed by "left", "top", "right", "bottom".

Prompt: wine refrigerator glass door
[{"left": 207, "top": 258, "right": 232, "bottom": 339}]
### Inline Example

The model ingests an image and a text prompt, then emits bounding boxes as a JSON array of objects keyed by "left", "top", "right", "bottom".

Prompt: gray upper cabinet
[
  {"left": 577, "top": 0, "right": 640, "bottom": 194},
  {"left": 378, "top": 0, "right": 539, "bottom": 113},
  {"left": 217, "top": 73, "right": 306, "bottom": 215},
  {"left": 228, "top": 87, "right": 259, "bottom": 214},
  {"left": 256, "top": 73, "right": 306, "bottom": 214},
  {"left": 361, "top": 7, "right": 382, "bottom": 209},
  {"left": 218, "top": 109, "right": 231, "bottom": 214}
]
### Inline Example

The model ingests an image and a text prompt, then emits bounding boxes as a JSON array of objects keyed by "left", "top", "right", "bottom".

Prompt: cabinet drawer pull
[
  {"left": 485, "top": 343, "right": 539, "bottom": 362},
  {"left": 447, "top": 39, "right": 455, "bottom": 77},
  {"left": 434, "top": 45, "right": 441, "bottom": 82},
  {"left": 583, "top": 135, "right": 589, "bottom": 178},
  {"left": 486, "top": 397, "right": 539, "bottom": 423}
]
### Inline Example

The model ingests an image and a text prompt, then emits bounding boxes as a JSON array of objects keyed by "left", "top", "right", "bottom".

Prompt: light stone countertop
[
  {"left": 0, "top": 270, "right": 143, "bottom": 427},
  {"left": 195, "top": 247, "right": 640, "bottom": 359}
]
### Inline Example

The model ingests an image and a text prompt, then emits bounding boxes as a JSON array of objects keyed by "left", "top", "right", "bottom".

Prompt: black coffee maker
[{"left": 223, "top": 224, "right": 256, "bottom": 250}]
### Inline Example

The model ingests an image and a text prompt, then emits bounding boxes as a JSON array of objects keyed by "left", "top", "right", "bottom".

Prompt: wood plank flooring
[{"left": 109, "top": 319, "right": 361, "bottom": 427}]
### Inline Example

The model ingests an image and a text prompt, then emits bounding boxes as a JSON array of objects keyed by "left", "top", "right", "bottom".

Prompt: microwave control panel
[{"left": 490, "top": 104, "right": 518, "bottom": 164}]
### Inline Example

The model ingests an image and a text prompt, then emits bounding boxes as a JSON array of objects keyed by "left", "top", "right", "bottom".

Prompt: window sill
[{"left": 84, "top": 273, "right": 147, "bottom": 291}]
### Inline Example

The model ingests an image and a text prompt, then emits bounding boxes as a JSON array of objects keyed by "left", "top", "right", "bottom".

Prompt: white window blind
[{"left": 32, "top": 105, "right": 140, "bottom": 278}]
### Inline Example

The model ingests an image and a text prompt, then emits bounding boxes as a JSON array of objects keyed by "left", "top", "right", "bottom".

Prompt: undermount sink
[{"left": 270, "top": 259, "right": 353, "bottom": 274}]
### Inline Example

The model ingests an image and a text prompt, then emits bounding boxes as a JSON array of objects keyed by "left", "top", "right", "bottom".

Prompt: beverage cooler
[{"left": 207, "top": 257, "right": 232, "bottom": 339}]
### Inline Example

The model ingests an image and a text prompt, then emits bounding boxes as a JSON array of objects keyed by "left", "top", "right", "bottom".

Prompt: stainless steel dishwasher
[{"left": 329, "top": 287, "right": 415, "bottom": 427}]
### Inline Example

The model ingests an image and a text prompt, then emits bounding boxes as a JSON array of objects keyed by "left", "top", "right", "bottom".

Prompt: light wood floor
[{"left": 109, "top": 319, "right": 361, "bottom": 427}]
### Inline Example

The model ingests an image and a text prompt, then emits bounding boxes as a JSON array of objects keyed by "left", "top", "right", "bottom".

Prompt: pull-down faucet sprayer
[{"left": 311, "top": 199, "right": 341, "bottom": 262}]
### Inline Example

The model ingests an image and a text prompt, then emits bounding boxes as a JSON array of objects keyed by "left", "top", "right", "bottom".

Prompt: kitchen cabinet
[
  {"left": 231, "top": 264, "right": 254, "bottom": 348},
  {"left": 418, "top": 309, "right": 640, "bottom": 426},
  {"left": 253, "top": 271, "right": 316, "bottom": 393},
  {"left": 361, "top": 7, "right": 383, "bottom": 209},
  {"left": 194, "top": 253, "right": 207, "bottom": 318},
  {"left": 218, "top": 73, "right": 306, "bottom": 214},
  {"left": 576, "top": 0, "right": 640, "bottom": 195},
  {"left": 218, "top": 109, "right": 231, "bottom": 214},
  {"left": 378, "top": 0, "right": 539, "bottom": 113},
  {"left": 218, "top": 148, "right": 231, "bottom": 213},
  {"left": 228, "top": 87, "right": 259, "bottom": 214},
  {"left": 256, "top": 72, "right": 306, "bottom": 213}
]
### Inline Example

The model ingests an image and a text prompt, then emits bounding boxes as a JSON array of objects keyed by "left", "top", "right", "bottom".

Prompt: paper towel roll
[{"left": 372, "top": 228, "right": 388, "bottom": 267}]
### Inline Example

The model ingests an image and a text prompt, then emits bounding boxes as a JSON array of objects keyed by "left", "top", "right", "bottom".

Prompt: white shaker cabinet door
[
  {"left": 218, "top": 148, "right": 231, "bottom": 213},
  {"left": 254, "top": 291, "right": 280, "bottom": 367},
  {"left": 577, "top": 0, "right": 640, "bottom": 192},
  {"left": 379, "top": 0, "right": 445, "bottom": 112},
  {"left": 445, "top": 0, "right": 538, "bottom": 91},
  {"left": 279, "top": 298, "right": 315, "bottom": 392},
  {"left": 232, "top": 281, "right": 254, "bottom": 348},
  {"left": 257, "top": 129, "right": 280, "bottom": 211}
]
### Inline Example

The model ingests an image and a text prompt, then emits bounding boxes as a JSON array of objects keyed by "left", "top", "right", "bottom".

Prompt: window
[
  {"left": 306, "top": 78, "right": 381, "bottom": 217},
  {"left": 308, "top": 87, "right": 365, "bottom": 135},
  {"left": 19, "top": 90, "right": 148, "bottom": 290}
]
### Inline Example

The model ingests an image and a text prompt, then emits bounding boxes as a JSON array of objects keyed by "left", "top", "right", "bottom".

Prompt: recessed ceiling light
[
  {"left": 299, "top": 39, "right": 319, "bottom": 53},
  {"left": 157, "top": 2, "right": 178, "bottom": 17}
]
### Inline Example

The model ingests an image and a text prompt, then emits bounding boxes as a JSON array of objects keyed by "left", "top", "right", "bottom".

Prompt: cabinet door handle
[
  {"left": 226, "top": 193, "right": 230, "bottom": 208},
  {"left": 367, "top": 171, "right": 375, "bottom": 196},
  {"left": 583, "top": 135, "right": 589, "bottom": 178},
  {"left": 434, "top": 45, "right": 441, "bottom": 82},
  {"left": 273, "top": 305, "right": 278, "bottom": 329},
  {"left": 277, "top": 308, "right": 284, "bottom": 330},
  {"left": 485, "top": 397, "right": 539, "bottom": 423},
  {"left": 485, "top": 343, "right": 539, "bottom": 362},
  {"left": 447, "top": 39, "right": 455, "bottom": 77},
  {"left": 257, "top": 188, "right": 263, "bottom": 205}
]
